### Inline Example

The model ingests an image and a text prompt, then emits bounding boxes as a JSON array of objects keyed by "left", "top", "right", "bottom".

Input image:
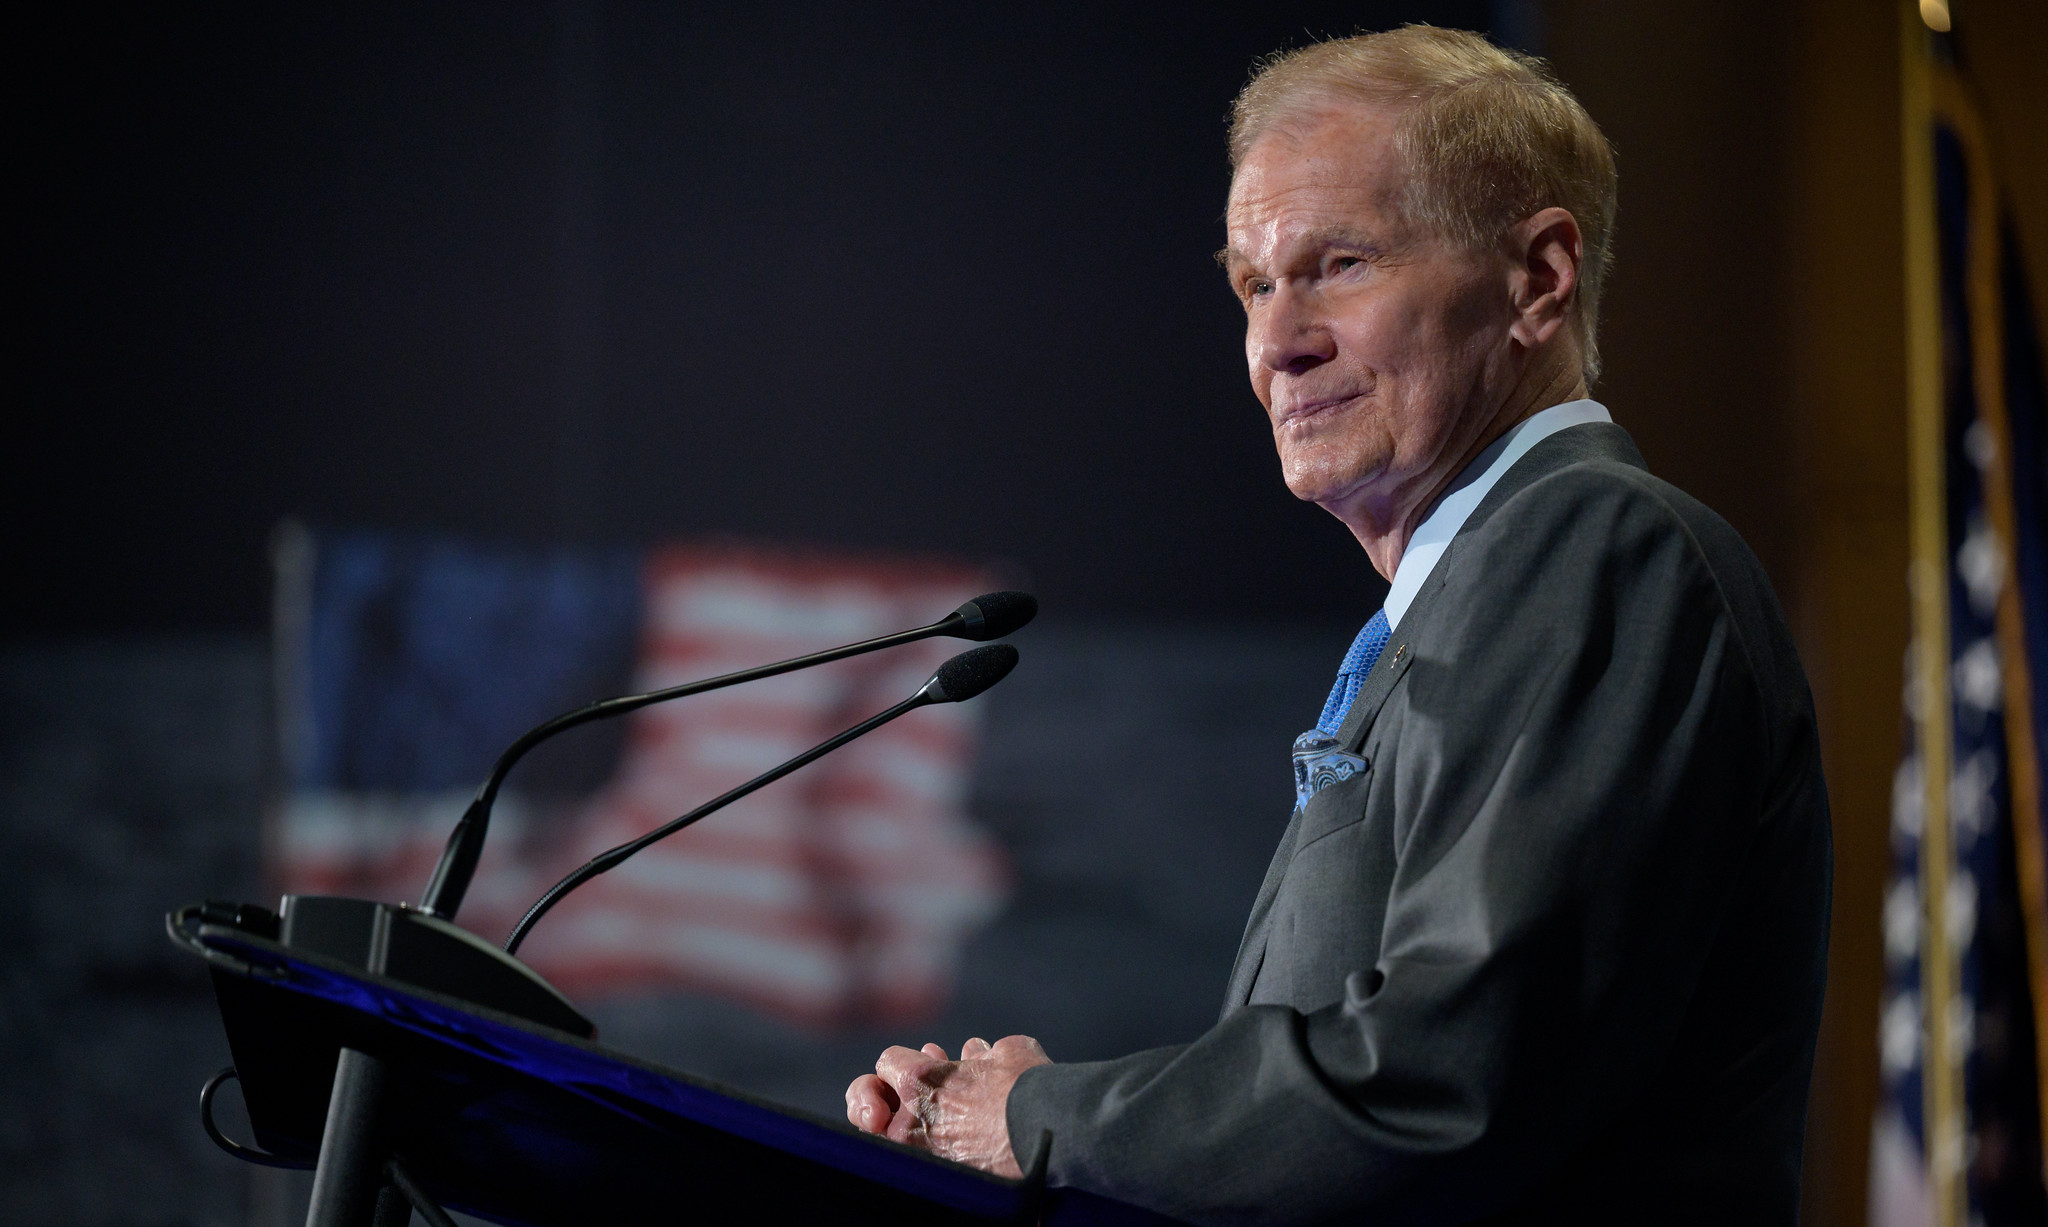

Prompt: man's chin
[{"left": 1278, "top": 453, "right": 1381, "bottom": 509}]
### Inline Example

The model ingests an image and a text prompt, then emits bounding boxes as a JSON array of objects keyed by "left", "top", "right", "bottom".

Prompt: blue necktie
[
  {"left": 1315, "top": 608, "right": 1391, "bottom": 736},
  {"left": 1291, "top": 608, "right": 1389, "bottom": 810}
]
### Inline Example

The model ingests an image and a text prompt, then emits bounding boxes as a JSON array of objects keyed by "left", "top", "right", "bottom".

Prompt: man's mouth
[{"left": 1276, "top": 392, "right": 1365, "bottom": 427}]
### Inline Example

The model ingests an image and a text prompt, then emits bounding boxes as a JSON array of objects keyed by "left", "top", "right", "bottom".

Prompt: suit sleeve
[{"left": 1005, "top": 469, "right": 1776, "bottom": 1225}]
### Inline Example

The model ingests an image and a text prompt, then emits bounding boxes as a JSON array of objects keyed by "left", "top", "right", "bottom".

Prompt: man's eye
[
  {"left": 1332, "top": 257, "right": 1364, "bottom": 273},
  {"left": 1250, "top": 280, "right": 1273, "bottom": 297}
]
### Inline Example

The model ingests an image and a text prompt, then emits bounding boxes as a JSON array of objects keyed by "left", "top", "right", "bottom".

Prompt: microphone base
[
  {"left": 171, "top": 895, "right": 593, "bottom": 1038},
  {"left": 275, "top": 895, "right": 593, "bottom": 1038}
]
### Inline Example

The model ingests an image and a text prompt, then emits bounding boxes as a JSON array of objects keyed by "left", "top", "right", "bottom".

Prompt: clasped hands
[{"left": 844, "top": 1034, "right": 1052, "bottom": 1177}]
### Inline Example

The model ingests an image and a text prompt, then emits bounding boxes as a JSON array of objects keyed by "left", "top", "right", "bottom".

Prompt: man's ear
[{"left": 1506, "top": 206, "right": 1581, "bottom": 350}]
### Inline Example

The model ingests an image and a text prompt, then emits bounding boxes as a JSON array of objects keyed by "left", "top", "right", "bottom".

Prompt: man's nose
[{"left": 1250, "top": 286, "right": 1335, "bottom": 375}]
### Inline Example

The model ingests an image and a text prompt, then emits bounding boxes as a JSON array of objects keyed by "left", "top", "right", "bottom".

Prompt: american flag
[
  {"left": 270, "top": 532, "right": 1009, "bottom": 1028},
  {"left": 1873, "top": 37, "right": 2046, "bottom": 1227}
]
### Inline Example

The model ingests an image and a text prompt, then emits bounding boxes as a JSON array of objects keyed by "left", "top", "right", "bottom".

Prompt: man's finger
[
  {"left": 961, "top": 1036, "right": 992, "bottom": 1060},
  {"left": 876, "top": 1044, "right": 939, "bottom": 1089},
  {"left": 844, "top": 1074, "right": 895, "bottom": 1133},
  {"left": 921, "top": 1042, "right": 950, "bottom": 1061},
  {"left": 991, "top": 1034, "right": 1051, "bottom": 1062},
  {"left": 885, "top": 1098, "right": 926, "bottom": 1147}
]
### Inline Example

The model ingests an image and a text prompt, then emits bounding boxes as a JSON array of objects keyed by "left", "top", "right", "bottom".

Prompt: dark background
[{"left": 6, "top": 1, "right": 1583, "bottom": 637}]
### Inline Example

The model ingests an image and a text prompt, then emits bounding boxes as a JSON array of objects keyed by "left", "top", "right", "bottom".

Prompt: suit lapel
[
  {"left": 1335, "top": 621, "right": 1418, "bottom": 752},
  {"left": 1221, "top": 566, "right": 1425, "bottom": 1015},
  {"left": 1223, "top": 616, "right": 1418, "bottom": 1015}
]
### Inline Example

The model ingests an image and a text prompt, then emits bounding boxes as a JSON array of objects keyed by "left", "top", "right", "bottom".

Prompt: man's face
[{"left": 1224, "top": 105, "right": 1514, "bottom": 523}]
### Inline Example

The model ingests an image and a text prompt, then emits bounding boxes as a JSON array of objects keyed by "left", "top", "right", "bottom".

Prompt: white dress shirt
[{"left": 1382, "top": 399, "right": 1614, "bottom": 630}]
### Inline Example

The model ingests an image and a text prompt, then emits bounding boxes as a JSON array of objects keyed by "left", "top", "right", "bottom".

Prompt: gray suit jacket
[{"left": 1007, "top": 424, "right": 1832, "bottom": 1225}]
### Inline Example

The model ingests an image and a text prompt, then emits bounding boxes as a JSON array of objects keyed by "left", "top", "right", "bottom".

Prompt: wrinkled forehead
[{"left": 1225, "top": 105, "right": 1410, "bottom": 246}]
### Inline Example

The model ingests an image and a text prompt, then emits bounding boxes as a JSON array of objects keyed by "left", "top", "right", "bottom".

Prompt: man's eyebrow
[
  {"left": 1214, "top": 228, "right": 1389, "bottom": 275},
  {"left": 1295, "top": 225, "right": 1388, "bottom": 253}
]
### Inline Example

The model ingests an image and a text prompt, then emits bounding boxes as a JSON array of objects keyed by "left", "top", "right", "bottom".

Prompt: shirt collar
[{"left": 1382, "top": 398, "right": 1613, "bottom": 630}]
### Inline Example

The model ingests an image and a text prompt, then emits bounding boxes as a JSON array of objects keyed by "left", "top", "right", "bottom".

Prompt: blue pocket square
[{"left": 1292, "top": 729, "right": 1367, "bottom": 812}]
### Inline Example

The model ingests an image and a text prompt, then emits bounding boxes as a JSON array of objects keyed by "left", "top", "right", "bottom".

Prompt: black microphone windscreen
[
  {"left": 925, "top": 644, "right": 1019, "bottom": 703},
  {"left": 951, "top": 591, "right": 1038, "bottom": 641}
]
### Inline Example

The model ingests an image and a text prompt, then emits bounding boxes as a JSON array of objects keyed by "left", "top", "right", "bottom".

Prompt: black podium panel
[{"left": 188, "top": 922, "right": 1178, "bottom": 1225}]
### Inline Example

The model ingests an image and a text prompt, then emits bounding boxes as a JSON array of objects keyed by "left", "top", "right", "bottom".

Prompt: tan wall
[
  {"left": 1544, "top": 2, "right": 2045, "bottom": 1224},
  {"left": 1544, "top": 2, "right": 1801, "bottom": 590},
  {"left": 1781, "top": 6, "right": 1908, "bottom": 1223}
]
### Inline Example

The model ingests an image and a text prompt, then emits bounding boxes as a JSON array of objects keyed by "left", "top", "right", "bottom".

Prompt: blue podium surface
[{"left": 182, "top": 919, "right": 1180, "bottom": 1226}]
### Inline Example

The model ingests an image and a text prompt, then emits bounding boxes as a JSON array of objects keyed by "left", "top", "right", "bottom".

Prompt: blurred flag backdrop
[
  {"left": 1874, "top": 25, "right": 2048, "bottom": 1227},
  {"left": 269, "top": 528, "right": 1008, "bottom": 1028}
]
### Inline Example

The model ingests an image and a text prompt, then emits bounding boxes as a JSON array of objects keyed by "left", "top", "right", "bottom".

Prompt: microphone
[
  {"left": 418, "top": 591, "right": 1036, "bottom": 922},
  {"left": 503, "top": 643, "right": 1020, "bottom": 954}
]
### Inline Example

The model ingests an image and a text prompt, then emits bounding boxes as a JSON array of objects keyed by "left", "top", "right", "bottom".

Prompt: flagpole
[{"left": 1899, "top": 5, "right": 1962, "bottom": 1224}]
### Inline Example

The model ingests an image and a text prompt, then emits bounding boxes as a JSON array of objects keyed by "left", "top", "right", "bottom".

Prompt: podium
[{"left": 170, "top": 897, "right": 1180, "bottom": 1226}]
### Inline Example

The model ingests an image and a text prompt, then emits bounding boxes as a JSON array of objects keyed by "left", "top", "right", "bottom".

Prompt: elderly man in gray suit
[{"left": 846, "top": 26, "right": 1831, "bottom": 1225}]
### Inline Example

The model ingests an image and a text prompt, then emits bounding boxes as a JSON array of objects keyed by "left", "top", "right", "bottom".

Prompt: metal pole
[{"left": 306, "top": 1048, "right": 392, "bottom": 1227}]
